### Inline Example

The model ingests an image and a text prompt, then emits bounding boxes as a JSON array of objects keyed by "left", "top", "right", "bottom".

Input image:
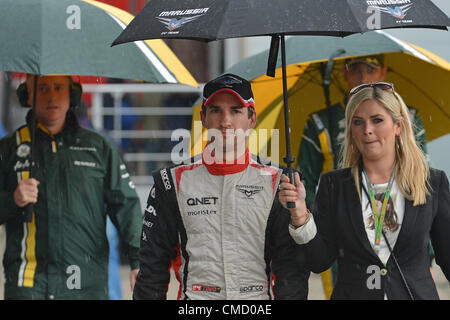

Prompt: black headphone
[{"left": 16, "top": 76, "right": 83, "bottom": 109}]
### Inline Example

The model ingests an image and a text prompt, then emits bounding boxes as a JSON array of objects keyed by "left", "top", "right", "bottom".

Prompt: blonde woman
[{"left": 279, "top": 82, "right": 450, "bottom": 300}]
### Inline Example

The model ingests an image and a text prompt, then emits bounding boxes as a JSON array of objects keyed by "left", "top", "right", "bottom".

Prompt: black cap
[
  {"left": 346, "top": 55, "right": 384, "bottom": 69},
  {"left": 202, "top": 73, "right": 255, "bottom": 109}
]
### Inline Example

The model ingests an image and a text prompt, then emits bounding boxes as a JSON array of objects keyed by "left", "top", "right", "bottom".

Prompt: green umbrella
[
  {"left": 0, "top": 0, "right": 197, "bottom": 86},
  {"left": 0, "top": 0, "right": 198, "bottom": 222}
]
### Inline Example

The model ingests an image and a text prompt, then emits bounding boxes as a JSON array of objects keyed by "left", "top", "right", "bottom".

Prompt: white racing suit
[{"left": 133, "top": 154, "right": 309, "bottom": 300}]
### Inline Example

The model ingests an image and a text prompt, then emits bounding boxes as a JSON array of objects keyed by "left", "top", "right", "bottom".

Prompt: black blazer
[{"left": 303, "top": 167, "right": 450, "bottom": 300}]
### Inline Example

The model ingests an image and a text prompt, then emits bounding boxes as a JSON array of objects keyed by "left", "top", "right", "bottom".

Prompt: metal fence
[{"left": 83, "top": 83, "right": 202, "bottom": 186}]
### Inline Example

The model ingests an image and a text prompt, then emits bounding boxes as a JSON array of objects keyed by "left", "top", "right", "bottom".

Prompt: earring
[{"left": 396, "top": 135, "right": 404, "bottom": 152}]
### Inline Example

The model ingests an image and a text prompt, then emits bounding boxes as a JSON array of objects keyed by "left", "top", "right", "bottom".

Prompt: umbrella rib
[
  {"left": 287, "top": 69, "right": 323, "bottom": 96},
  {"left": 330, "top": 72, "right": 347, "bottom": 96},
  {"left": 281, "top": 67, "right": 347, "bottom": 111}
]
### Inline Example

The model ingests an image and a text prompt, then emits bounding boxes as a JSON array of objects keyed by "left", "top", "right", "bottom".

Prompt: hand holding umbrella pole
[
  {"left": 267, "top": 34, "right": 296, "bottom": 208},
  {"left": 23, "top": 75, "right": 38, "bottom": 223}
]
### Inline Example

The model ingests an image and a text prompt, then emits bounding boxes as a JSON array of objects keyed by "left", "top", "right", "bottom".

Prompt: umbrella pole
[
  {"left": 23, "top": 76, "right": 37, "bottom": 223},
  {"left": 280, "top": 35, "right": 296, "bottom": 209}
]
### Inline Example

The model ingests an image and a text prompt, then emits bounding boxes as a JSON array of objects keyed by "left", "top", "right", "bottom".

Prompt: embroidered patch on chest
[
  {"left": 235, "top": 185, "right": 264, "bottom": 199},
  {"left": 74, "top": 160, "right": 96, "bottom": 168}
]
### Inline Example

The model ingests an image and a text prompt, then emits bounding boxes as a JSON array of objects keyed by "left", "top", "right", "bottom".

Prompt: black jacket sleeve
[
  {"left": 430, "top": 170, "right": 450, "bottom": 282},
  {"left": 133, "top": 171, "right": 179, "bottom": 300},
  {"left": 270, "top": 170, "right": 310, "bottom": 300},
  {"left": 303, "top": 172, "right": 339, "bottom": 273},
  {"left": 104, "top": 143, "right": 142, "bottom": 270}
]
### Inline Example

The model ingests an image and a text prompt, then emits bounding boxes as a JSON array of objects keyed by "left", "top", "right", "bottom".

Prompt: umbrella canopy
[
  {"left": 190, "top": 31, "right": 450, "bottom": 165},
  {"left": 0, "top": 0, "right": 197, "bottom": 86},
  {"left": 114, "top": 0, "right": 450, "bottom": 153},
  {"left": 113, "top": 0, "right": 449, "bottom": 44},
  {"left": 114, "top": 0, "right": 449, "bottom": 209}
]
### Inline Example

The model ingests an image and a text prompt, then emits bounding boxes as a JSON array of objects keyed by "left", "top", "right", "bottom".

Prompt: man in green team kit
[
  {"left": 0, "top": 74, "right": 142, "bottom": 299},
  {"left": 297, "top": 55, "right": 428, "bottom": 299}
]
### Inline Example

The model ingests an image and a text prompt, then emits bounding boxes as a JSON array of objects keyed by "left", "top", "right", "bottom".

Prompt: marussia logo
[
  {"left": 236, "top": 185, "right": 264, "bottom": 199},
  {"left": 214, "top": 75, "right": 243, "bottom": 88},
  {"left": 367, "top": 1, "right": 413, "bottom": 19},
  {"left": 156, "top": 8, "right": 209, "bottom": 31}
]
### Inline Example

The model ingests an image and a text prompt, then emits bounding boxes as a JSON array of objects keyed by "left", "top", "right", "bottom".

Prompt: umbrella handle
[
  {"left": 287, "top": 168, "right": 296, "bottom": 209},
  {"left": 279, "top": 35, "right": 296, "bottom": 209},
  {"left": 23, "top": 203, "right": 33, "bottom": 223},
  {"left": 266, "top": 35, "right": 280, "bottom": 77},
  {"left": 21, "top": 75, "right": 37, "bottom": 224},
  {"left": 283, "top": 159, "right": 296, "bottom": 209}
]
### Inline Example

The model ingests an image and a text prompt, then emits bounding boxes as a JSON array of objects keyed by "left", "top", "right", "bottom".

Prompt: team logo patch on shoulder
[
  {"left": 17, "top": 144, "right": 30, "bottom": 158},
  {"left": 236, "top": 185, "right": 264, "bottom": 199}
]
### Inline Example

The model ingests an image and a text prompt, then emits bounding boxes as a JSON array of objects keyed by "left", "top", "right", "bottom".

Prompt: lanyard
[{"left": 361, "top": 167, "right": 395, "bottom": 252}]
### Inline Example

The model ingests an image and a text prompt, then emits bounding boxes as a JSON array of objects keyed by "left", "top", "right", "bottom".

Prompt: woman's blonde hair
[{"left": 342, "top": 87, "right": 430, "bottom": 206}]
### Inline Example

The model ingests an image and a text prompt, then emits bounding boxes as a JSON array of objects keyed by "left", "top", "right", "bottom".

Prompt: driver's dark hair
[{"left": 201, "top": 105, "right": 255, "bottom": 119}]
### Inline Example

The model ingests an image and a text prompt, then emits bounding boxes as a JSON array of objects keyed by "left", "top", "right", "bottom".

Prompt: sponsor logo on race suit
[
  {"left": 240, "top": 285, "right": 264, "bottom": 293},
  {"left": 192, "top": 284, "right": 222, "bottom": 293},
  {"left": 235, "top": 185, "right": 264, "bottom": 199},
  {"left": 186, "top": 197, "right": 219, "bottom": 206},
  {"left": 185, "top": 197, "right": 219, "bottom": 217},
  {"left": 145, "top": 204, "right": 157, "bottom": 217},
  {"left": 160, "top": 168, "right": 172, "bottom": 190}
]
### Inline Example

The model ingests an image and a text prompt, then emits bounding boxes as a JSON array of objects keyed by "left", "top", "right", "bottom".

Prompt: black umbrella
[{"left": 113, "top": 0, "right": 450, "bottom": 207}]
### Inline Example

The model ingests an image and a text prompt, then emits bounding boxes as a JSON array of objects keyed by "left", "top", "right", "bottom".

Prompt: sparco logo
[
  {"left": 187, "top": 197, "right": 219, "bottom": 206},
  {"left": 240, "top": 285, "right": 264, "bottom": 293},
  {"left": 236, "top": 185, "right": 264, "bottom": 199},
  {"left": 160, "top": 168, "right": 171, "bottom": 190}
]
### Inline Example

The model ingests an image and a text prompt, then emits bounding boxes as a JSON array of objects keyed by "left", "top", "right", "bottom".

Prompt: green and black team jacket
[
  {"left": 298, "top": 100, "right": 427, "bottom": 211},
  {"left": 0, "top": 111, "right": 142, "bottom": 300}
]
